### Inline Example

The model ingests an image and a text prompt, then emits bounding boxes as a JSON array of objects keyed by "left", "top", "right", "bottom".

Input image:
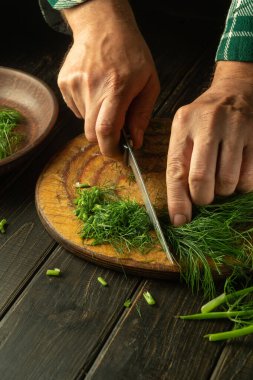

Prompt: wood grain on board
[{"left": 35, "top": 118, "right": 181, "bottom": 278}]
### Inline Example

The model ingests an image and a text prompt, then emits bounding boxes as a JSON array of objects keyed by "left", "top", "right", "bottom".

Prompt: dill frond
[{"left": 165, "top": 192, "right": 253, "bottom": 298}]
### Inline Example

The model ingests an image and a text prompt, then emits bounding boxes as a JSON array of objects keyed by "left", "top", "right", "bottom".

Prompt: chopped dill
[
  {"left": 0, "top": 107, "right": 23, "bottom": 159},
  {"left": 97, "top": 276, "right": 108, "bottom": 286},
  {"left": 0, "top": 219, "right": 7, "bottom": 234},
  {"left": 143, "top": 291, "right": 156, "bottom": 305},
  {"left": 74, "top": 185, "right": 154, "bottom": 254},
  {"left": 124, "top": 299, "right": 132, "bottom": 308},
  {"left": 46, "top": 268, "right": 61, "bottom": 276}
]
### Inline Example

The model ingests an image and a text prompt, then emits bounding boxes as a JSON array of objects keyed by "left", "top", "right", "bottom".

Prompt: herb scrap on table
[{"left": 0, "top": 218, "right": 7, "bottom": 234}]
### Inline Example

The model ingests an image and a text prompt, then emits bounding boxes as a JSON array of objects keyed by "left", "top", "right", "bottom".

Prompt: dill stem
[
  {"left": 205, "top": 325, "right": 253, "bottom": 341},
  {"left": 180, "top": 310, "right": 253, "bottom": 320},
  {"left": 201, "top": 286, "right": 253, "bottom": 313}
]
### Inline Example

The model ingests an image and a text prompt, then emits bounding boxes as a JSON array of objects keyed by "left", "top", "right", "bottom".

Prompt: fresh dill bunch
[
  {"left": 0, "top": 107, "right": 23, "bottom": 159},
  {"left": 164, "top": 192, "right": 253, "bottom": 298},
  {"left": 74, "top": 185, "right": 154, "bottom": 254}
]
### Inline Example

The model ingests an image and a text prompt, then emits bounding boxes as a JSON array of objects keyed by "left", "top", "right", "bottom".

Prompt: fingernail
[{"left": 173, "top": 214, "right": 187, "bottom": 227}]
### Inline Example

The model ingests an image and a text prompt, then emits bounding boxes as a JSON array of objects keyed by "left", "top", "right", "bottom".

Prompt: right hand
[{"left": 59, "top": 0, "right": 160, "bottom": 157}]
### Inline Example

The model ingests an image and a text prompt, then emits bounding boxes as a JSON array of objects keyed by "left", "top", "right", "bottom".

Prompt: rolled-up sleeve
[{"left": 216, "top": 0, "right": 253, "bottom": 62}]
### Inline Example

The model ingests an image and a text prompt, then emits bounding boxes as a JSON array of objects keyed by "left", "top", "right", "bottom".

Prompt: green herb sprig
[{"left": 0, "top": 108, "right": 23, "bottom": 159}]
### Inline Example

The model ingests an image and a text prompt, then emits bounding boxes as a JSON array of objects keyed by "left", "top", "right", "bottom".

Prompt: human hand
[
  {"left": 59, "top": 0, "right": 160, "bottom": 157},
  {"left": 167, "top": 61, "right": 253, "bottom": 226}
]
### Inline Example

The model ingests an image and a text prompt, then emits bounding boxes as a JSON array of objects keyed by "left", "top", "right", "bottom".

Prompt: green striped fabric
[
  {"left": 47, "top": 0, "right": 87, "bottom": 9},
  {"left": 216, "top": 0, "right": 253, "bottom": 62}
]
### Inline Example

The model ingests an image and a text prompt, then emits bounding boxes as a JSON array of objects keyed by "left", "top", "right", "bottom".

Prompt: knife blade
[{"left": 122, "top": 130, "right": 174, "bottom": 264}]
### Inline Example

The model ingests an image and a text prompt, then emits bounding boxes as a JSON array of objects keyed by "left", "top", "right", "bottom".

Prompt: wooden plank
[
  {"left": 210, "top": 338, "right": 253, "bottom": 380},
  {"left": 84, "top": 279, "right": 229, "bottom": 380},
  {"left": 0, "top": 201, "right": 56, "bottom": 318},
  {"left": 0, "top": 247, "right": 140, "bottom": 380}
]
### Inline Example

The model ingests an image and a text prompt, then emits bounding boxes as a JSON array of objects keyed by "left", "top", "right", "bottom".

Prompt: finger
[
  {"left": 189, "top": 136, "right": 219, "bottom": 205},
  {"left": 166, "top": 121, "right": 193, "bottom": 226},
  {"left": 237, "top": 145, "right": 253, "bottom": 192},
  {"left": 95, "top": 96, "right": 129, "bottom": 157},
  {"left": 215, "top": 138, "right": 244, "bottom": 196},
  {"left": 61, "top": 91, "right": 82, "bottom": 119},
  {"left": 83, "top": 103, "right": 101, "bottom": 143},
  {"left": 127, "top": 74, "right": 160, "bottom": 149}
]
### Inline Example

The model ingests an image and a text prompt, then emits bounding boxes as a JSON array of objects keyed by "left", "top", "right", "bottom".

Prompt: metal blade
[{"left": 122, "top": 130, "right": 174, "bottom": 264}]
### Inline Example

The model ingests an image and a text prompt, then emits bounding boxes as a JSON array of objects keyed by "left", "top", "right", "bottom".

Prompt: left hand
[{"left": 166, "top": 61, "right": 253, "bottom": 226}]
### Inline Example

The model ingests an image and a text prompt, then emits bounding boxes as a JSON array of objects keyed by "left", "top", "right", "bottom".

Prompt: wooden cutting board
[{"left": 35, "top": 118, "right": 181, "bottom": 278}]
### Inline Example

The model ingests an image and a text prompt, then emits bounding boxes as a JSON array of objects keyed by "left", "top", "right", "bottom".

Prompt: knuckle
[
  {"left": 190, "top": 170, "right": 210, "bottom": 186},
  {"left": 167, "top": 158, "right": 188, "bottom": 182},
  {"left": 216, "top": 174, "right": 237, "bottom": 190},
  {"left": 96, "top": 120, "right": 115, "bottom": 137},
  {"left": 237, "top": 175, "right": 253, "bottom": 193},
  {"left": 174, "top": 105, "right": 191, "bottom": 124}
]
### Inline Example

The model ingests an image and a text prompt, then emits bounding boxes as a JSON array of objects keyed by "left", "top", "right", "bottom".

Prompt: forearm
[{"left": 61, "top": 0, "right": 138, "bottom": 38}]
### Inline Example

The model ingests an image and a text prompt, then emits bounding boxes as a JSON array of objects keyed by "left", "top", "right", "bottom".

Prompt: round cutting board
[{"left": 36, "top": 118, "right": 181, "bottom": 278}]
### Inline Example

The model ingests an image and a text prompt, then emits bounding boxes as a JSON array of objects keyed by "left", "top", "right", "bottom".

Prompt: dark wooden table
[{"left": 1, "top": 2, "right": 253, "bottom": 379}]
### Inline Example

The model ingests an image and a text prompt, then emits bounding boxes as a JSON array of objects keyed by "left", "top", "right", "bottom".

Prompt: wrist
[
  {"left": 212, "top": 61, "right": 253, "bottom": 86},
  {"left": 62, "top": 0, "right": 137, "bottom": 39}
]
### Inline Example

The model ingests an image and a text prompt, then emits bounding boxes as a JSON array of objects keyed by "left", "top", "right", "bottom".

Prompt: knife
[{"left": 122, "top": 129, "right": 174, "bottom": 264}]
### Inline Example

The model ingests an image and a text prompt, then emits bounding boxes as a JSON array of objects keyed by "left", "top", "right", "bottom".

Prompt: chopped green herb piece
[
  {"left": 46, "top": 268, "right": 61, "bottom": 276},
  {"left": 0, "top": 219, "right": 7, "bottom": 234},
  {"left": 97, "top": 276, "right": 108, "bottom": 286},
  {"left": 124, "top": 299, "right": 132, "bottom": 308},
  {"left": 75, "top": 182, "right": 91, "bottom": 188},
  {"left": 143, "top": 291, "right": 156, "bottom": 305}
]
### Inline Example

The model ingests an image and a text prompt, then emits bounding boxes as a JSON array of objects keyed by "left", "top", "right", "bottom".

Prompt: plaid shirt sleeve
[
  {"left": 216, "top": 0, "right": 253, "bottom": 62},
  {"left": 47, "top": 0, "right": 88, "bottom": 9}
]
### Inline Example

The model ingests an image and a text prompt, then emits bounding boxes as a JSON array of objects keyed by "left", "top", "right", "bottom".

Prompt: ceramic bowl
[{"left": 0, "top": 66, "right": 58, "bottom": 175}]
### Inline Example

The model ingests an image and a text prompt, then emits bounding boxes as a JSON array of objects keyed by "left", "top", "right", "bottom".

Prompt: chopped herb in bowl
[{"left": 0, "top": 107, "right": 23, "bottom": 159}]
